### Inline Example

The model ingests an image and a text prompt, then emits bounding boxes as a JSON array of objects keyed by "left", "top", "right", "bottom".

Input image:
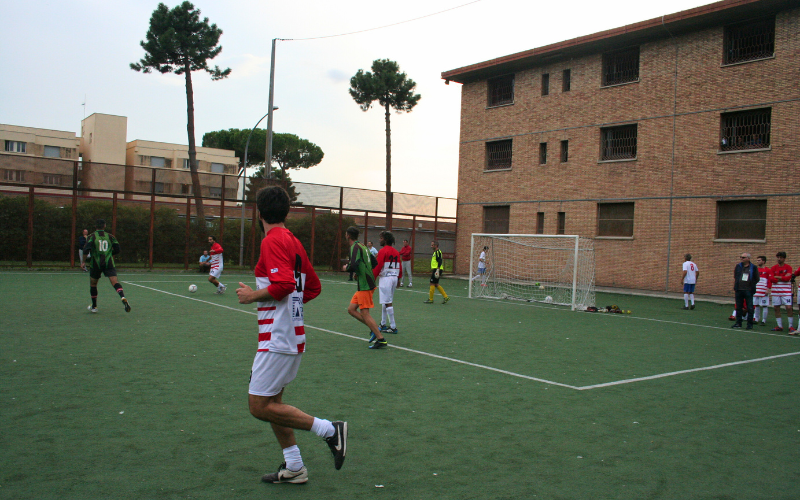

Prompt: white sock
[
  {"left": 282, "top": 445, "right": 304, "bottom": 471},
  {"left": 690, "top": 295, "right": 695, "bottom": 305},
  {"left": 761, "top": 307, "right": 768, "bottom": 322},
  {"left": 732, "top": 310, "right": 737, "bottom": 317},
  {"left": 387, "top": 306, "right": 395, "bottom": 328},
  {"left": 684, "top": 294, "right": 689, "bottom": 307},
  {"left": 310, "top": 417, "right": 335, "bottom": 439},
  {"left": 777, "top": 318, "right": 783, "bottom": 328},
  {"left": 381, "top": 304, "right": 387, "bottom": 326},
  {"left": 790, "top": 317, "right": 794, "bottom": 329}
]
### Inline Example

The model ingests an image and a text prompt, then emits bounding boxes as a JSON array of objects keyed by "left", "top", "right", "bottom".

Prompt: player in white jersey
[
  {"left": 373, "top": 231, "right": 402, "bottom": 335},
  {"left": 681, "top": 254, "right": 699, "bottom": 310},
  {"left": 471, "top": 246, "right": 489, "bottom": 286}
]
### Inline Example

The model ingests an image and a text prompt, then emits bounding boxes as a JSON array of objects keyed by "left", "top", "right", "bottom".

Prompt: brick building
[{"left": 442, "top": 0, "right": 800, "bottom": 296}]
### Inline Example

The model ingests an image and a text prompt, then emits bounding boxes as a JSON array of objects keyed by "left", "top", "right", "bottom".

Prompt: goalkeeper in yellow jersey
[{"left": 424, "top": 241, "right": 450, "bottom": 304}]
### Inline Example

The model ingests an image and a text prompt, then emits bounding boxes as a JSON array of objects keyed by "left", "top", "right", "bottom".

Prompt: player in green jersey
[{"left": 83, "top": 219, "right": 131, "bottom": 313}]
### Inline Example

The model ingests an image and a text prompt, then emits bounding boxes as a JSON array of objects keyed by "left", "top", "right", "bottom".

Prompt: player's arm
[
  {"left": 681, "top": 269, "right": 687, "bottom": 281},
  {"left": 302, "top": 259, "right": 322, "bottom": 303},
  {"left": 345, "top": 245, "right": 359, "bottom": 273},
  {"left": 110, "top": 235, "right": 121, "bottom": 256},
  {"left": 236, "top": 283, "right": 276, "bottom": 304},
  {"left": 782, "top": 266, "right": 793, "bottom": 281},
  {"left": 436, "top": 250, "right": 443, "bottom": 270},
  {"left": 373, "top": 249, "right": 385, "bottom": 278}
]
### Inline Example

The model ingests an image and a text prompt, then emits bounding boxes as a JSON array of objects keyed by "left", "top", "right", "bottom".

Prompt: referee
[{"left": 424, "top": 240, "right": 450, "bottom": 304}]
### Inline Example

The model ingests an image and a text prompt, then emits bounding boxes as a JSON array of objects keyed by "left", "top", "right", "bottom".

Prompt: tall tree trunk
[
  {"left": 384, "top": 102, "right": 392, "bottom": 231},
  {"left": 185, "top": 64, "right": 206, "bottom": 222}
]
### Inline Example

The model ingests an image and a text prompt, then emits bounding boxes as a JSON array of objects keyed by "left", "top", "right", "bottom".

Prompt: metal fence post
[
  {"left": 335, "top": 187, "right": 343, "bottom": 271},
  {"left": 219, "top": 175, "right": 226, "bottom": 244},
  {"left": 111, "top": 192, "right": 118, "bottom": 236},
  {"left": 149, "top": 168, "right": 155, "bottom": 270},
  {"left": 410, "top": 215, "right": 416, "bottom": 275},
  {"left": 364, "top": 211, "right": 369, "bottom": 244},
  {"left": 27, "top": 186, "right": 34, "bottom": 268},
  {"left": 250, "top": 202, "right": 258, "bottom": 269},
  {"left": 434, "top": 197, "right": 439, "bottom": 242},
  {"left": 184, "top": 197, "right": 191, "bottom": 271},
  {"left": 310, "top": 206, "right": 316, "bottom": 267},
  {"left": 70, "top": 161, "right": 78, "bottom": 268}
]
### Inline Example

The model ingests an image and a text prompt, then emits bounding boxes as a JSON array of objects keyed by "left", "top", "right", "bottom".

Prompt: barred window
[
  {"left": 557, "top": 212, "right": 565, "bottom": 235},
  {"left": 598, "top": 203, "right": 634, "bottom": 237},
  {"left": 42, "top": 174, "right": 62, "bottom": 186},
  {"left": 541, "top": 73, "right": 550, "bottom": 96},
  {"left": 720, "top": 108, "right": 770, "bottom": 151},
  {"left": 209, "top": 187, "right": 222, "bottom": 198},
  {"left": 154, "top": 182, "right": 166, "bottom": 194},
  {"left": 483, "top": 206, "right": 510, "bottom": 234},
  {"left": 181, "top": 184, "right": 193, "bottom": 195},
  {"left": 602, "top": 47, "right": 639, "bottom": 86},
  {"left": 3, "top": 169, "right": 26, "bottom": 182},
  {"left": 601, "top": 124, "right": 637, "bottom": 161},
  {"left": 717, "top": 200, "right": 766, "bottom": 240},
  {"left": 536, "top": 212, "right": 544, "bottom": 234},
  {"left": 486, "top": 140, "right": 513, "bottom": 170},
  {"left": 487, "top": 74, "right": 514, "bottom": 107},
  {"left": 562, "top": 69, "right": 571, "bottom": 92},
  {"left": 539, "top": 142, "right": 547, "bottom": 165},
  {"left": 724, "top": 18, "right": 775, "bottom": 65},
  {"left": 560, "top": 140, "right": 569, "bottom": 163}
]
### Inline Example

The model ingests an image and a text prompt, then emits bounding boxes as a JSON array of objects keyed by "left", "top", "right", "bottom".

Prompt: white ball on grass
[{"left": 189, "top": 284, "right": 198, "bottom": 293}]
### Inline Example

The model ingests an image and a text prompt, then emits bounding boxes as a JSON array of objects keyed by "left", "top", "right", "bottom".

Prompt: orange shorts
[{"left": 350, "top": 289, "right": 375, "bottom": 309}]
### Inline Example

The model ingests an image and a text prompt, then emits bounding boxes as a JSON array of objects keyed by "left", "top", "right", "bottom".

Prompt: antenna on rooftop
[{"left": 82, "top": 95, "right": 86, "bottom": 120}]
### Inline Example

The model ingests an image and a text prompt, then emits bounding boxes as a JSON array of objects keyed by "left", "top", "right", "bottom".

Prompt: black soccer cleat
[
  {"left": 122, "top": 297, "right": 131, "bottom": 313},
  {"left": 369, "top": 339, "right": 387, "bottom": 349},
  {"left": 325, "top": 421, "right": 348, "bottom": 470},
  {"left": 261, "top": 462, "right": 308, "bottom": 484}
]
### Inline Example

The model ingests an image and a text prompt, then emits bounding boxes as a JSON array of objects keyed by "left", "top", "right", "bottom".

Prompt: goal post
[{"left": 468, "top": 234, "right": 596, "bottom": 311}]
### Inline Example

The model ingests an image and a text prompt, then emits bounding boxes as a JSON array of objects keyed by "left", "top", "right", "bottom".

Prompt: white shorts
[
  {"left": 754, "top": 296, "right": 770, "bottom": 306},
  {"left": 209, "top": 265, "right": 223, "bottom": 279},
  {"left": 249, "top": 351, "right": 302, "bottom": 397},
  {"left": 378, "top": 276, "right": 397, "bottom": 304},
  {"left": 772, "top": 295, "right": 792, "bottom": 307}
]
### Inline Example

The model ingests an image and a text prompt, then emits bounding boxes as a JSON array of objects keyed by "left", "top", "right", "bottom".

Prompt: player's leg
[
  {"left": 683, "top": 283, "right": 690, "bottom": 309},
  {"left": 425, "top": 270, "right": 436, "bottom": 303},
  {"left": 88, "top": 273, "right": 100, "bottom": 312},
  {"left": 107, "top": 271, "right": 131, "bottom": 312},
  {"left": 383, "top": 277, "right": 397, "bottom": 332},
  {"left": 786, "top": 303, "right": 794, "bottom": 332},
  {"left": 732, "top": 292, "right": 743, "bottom": 327},
  {"left": 772, "top": 296, "right": 784, "bottom": 331},
  {"left": 208, "top": 267, "right": 225, "bottom": 293},
  {"left": 754, "top": 297, "right": 761, "bottom": 322},
  {"left": 348, "top": 293, "right": 384, "bottom": 344},
  {"left": 760, "top": 297, "right": 769, "bottom": 325}
]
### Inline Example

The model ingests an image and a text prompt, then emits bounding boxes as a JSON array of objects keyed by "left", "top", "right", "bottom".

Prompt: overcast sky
[{"left": 0, "top": 0, "right": 715, "bottom": 199}]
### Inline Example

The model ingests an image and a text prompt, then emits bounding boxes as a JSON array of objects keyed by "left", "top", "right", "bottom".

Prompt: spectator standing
[
  {"left": 732, "top": 252, "right": 758, "bottom": 330},
  {"left": 78, "top": 229, "right": 89, "bottom": 271},
  {"left": 367, "top": 241, "right": 378, "bottom": 258},
  {"left": 399, "top": 239, "right": 412, "bottom": 287}
]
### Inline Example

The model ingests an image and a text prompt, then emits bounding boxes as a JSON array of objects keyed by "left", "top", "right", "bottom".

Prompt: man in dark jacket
[{"left": 733, "top": 252, "right": 759, "bottom": 330}]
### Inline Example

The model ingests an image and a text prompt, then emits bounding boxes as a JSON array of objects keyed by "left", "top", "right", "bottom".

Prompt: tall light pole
[
  {"left": 265, "top": 38, "right": 278, "bottom": 190},
  {"left": 239, "top": 107, "right": 277, "bottom": 266}
]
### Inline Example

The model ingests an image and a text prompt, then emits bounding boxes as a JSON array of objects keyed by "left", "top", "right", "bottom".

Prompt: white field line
[{"left": 123, "top": 280, "right": 800, "bottom": 391}]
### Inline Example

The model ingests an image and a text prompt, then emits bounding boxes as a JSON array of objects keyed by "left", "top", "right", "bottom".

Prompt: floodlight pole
[
  {"left": 265, "top": 38, "right": 278, "bottom": 190},
  {"left": 239, "top": 111, "right": 270, "bottom": 266}
]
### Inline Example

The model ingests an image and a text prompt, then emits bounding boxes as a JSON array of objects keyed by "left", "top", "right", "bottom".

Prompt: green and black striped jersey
[{"left": 84, "top": 230, "right": 120, "bottom": 269}]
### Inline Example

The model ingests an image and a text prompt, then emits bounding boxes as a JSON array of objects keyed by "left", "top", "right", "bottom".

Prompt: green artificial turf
[{"left": 2, "top": 271, "right": 800, "bottom": 499}]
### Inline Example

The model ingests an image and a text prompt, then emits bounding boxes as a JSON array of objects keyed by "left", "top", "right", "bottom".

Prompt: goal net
[{"left": 469, "top": 234, "right": 595, "bottom": 311}]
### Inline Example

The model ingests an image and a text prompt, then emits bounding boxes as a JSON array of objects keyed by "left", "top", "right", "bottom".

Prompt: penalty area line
[{"left": 122, "top": 280, "right": 580, "bottom": 390}]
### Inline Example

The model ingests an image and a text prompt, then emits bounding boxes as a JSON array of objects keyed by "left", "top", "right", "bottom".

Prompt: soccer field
[{"left": 2, "top": 271, "right": 800, "bottom": 499}]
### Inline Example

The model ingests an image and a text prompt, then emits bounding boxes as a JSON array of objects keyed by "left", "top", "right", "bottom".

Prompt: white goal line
[{"left": 122, "top": 280, "right": 800, "bottom": 391}]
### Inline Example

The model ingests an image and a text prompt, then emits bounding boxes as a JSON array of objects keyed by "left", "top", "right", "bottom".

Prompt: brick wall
[{"left": 455, "top": 7, "right": 800, "bottom": 296}]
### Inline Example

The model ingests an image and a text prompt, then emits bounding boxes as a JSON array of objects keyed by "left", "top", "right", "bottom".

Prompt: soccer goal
[{"left": 469, "top": 234, "right": 596, "bottom": 311}]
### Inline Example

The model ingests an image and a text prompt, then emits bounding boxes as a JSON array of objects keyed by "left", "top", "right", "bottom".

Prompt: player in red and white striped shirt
[
  {"left": 770, "top": 251, "right": 794, "bottom": 333},
  {"left": 373, "top": 231, "right": 402, "bottom": 335},
  {"left": 207, "top": 235, "right": 226, "bottom": 294},
  {"left": 236, "top": 186, "right": 347, "bottom": 484},
  {"left": 753, "top": 256, "right": 772, "bottom": 326}
]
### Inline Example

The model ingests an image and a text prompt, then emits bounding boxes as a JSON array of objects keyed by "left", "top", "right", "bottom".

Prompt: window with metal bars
[
  {"left": 602, "top": 47, "right": 639, "bottom": 86},
  {"left": 536, "top": 212, "right": 544, "bottom": 234},
  {"left": 598, "top": 203, "right": 634, "bottom": 237},
  {"left": 483, "top": 206, "right": 510, "bottom": 234},
  {"left": 724, "top": 18, "right": 775, "bottom": 65},
  {"left": 560, "top": 140, "right": 569, "bottom": 163},
  {"left": 539, "top": 142, "right": 547, "bottom": 165},
  {"left": 3, "top": 169, "right": 26, "bottom": 182},
  {"left": 601, "top": 124, "right": 637, "bottom": 161},
  {"left": 562, "top": 69, "right": 571, "bottom": 92},
  {"left": 42, "top": 174, "right": 62, "bottom": 186},
  {"left": 487, "top": 74, "right": 514, "bottom": 107},
  {"left": 717, "top": 200, "right": 766, "bottom": 240},
  {"left": 557, "top": 212, "right": 565, "bottom": 235},
  {"left": 486, "top": 140, "right": 513, "bottom": 170},
  {"left": 541, "top": 73, "right": 549, "bottom": 96},
  {"left": 720, "top": 108, "right": 771, "bottom": 151}
]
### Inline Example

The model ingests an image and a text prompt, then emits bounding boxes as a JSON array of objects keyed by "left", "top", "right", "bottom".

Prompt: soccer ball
[
  {"left": 539, "top": 285, "right": 545, "bottom": 290},
  {"left": 544, "top": 296, "right": 553, "bottom": 304},
  {"left": 189, "top": 284, "right": 197, "bottom": 293}
]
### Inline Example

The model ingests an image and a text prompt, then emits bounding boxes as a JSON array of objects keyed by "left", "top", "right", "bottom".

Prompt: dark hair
[
  {"left": 432, "top": 240, "right": 439, "bottom": 248},
  {"left": 757, "top": 255, "right": 767, "bottom": 262},
  {"left": 403, "top": 239, "right": 408, "bottom": 243},
  {"left": 96, "top": 219, "right": 106, "bottom": 229},
  {"left": 346, "top": 226, "right": 359, "bottom": 241},
  {"left": 368, "top": 241, "right": 373, "bottom": 245},
  {"left": 256, "top": 186, "right": 290, "bottom": 224},
  {"left": 380, "top": 231, "right": 395, "bottom": 246},
  {"left": 209, "top": 235, "right": 217, "bottom": 242},
  {"left": 483, "top": 246, "right": 489, "bottom": 251},
  {"left": 684, "top": 253, "right": 692, "bottom": 261},
  {"left": 777, "top": 251, "right": 787, "bottom": 259}
]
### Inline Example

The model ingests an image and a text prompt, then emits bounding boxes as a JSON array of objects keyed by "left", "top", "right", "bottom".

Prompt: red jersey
[
  {"left": 755, "top": 266, "right": 772, "bottom": 297},
  {"left": 373, "top": 245, "right": 402, "bottom": 279},
  {"left": 209, "top": 242, "right": 223, "bottom": 269},
  {"left": 770, "top": 264, "right": 793, "bottom": 297},
  {"left": 254, "top": 227, "right": 321, "bottom": 355},
  {"left": 399, "top": 245, "right": 412, "bottom": 262}
]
